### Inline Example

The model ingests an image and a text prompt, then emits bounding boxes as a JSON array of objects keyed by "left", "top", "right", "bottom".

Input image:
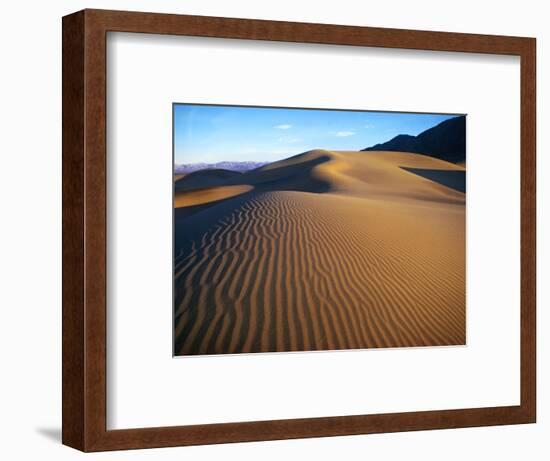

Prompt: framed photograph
[
  {"left": 62, "top": 9, "right": 536, "bottom": 451},
  {"left": 172, "top": 104, "right": 467, "bottom": 356}
]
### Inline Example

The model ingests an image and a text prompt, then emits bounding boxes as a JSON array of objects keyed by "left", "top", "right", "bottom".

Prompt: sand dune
[
  {"left": 174, "top": 185, "right": 253, "bottom": 208},
  {"left": 174, "top": 150, "right": 465, "bottom": 355},
  {"left": 175, "top": 168, "right": 243, "bottom": 192}
]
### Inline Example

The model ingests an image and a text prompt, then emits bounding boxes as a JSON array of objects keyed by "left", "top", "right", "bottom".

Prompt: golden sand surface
[{"left": 173, "top": 150, "right": 465, "bottom": 355}]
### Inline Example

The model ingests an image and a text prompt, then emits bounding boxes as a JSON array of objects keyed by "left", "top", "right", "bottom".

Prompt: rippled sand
[{"left": 173, "top": 150, "right": 465, "bottom": 355}]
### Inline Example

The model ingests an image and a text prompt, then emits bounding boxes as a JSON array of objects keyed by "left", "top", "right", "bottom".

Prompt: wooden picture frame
[{"left": 62, "top": 9, "right": 536, "bottom": 452}]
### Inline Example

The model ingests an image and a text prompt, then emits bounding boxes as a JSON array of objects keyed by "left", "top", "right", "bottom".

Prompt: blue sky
[{"left": 174, "top": 104, "right": 459, "bottom": 165}]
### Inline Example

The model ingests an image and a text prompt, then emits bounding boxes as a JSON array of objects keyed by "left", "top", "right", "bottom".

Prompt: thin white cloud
[
  {"left": 364, "top": 124, "right": 374, "bottom": 129},
  {"left": 278, "top": 137, "right": 302, "bottom": 143},
  {"left": 335, "top": 131, "right": 355, "bottom": 137},
  {"left": 275, "top": 124, "right": 292, "bottom": 130}
]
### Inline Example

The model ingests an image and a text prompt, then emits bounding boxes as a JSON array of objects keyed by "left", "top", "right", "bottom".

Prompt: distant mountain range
[
  {"left": 175, "top": 161, "right": 268, "bottom": 174},
  {"left": 362, "top": 115, "right": 466, "bottom": 164}
]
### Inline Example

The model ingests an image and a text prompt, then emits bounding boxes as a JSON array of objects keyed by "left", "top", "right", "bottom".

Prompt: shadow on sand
[{"left": 401, "top": 167, "right": 466, "bottom": 193}]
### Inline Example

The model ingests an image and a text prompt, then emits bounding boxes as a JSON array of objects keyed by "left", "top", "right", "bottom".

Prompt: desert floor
[{"left": 173, "top": 150, "right": 465, "bottom": 355}]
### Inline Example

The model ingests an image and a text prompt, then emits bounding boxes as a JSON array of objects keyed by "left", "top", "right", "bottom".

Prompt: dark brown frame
[{"left": 62, "top": 9, "right": 536, "bottom": 452}]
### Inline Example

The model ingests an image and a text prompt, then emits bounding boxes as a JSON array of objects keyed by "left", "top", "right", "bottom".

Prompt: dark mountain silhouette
[{"left": 363, "top": 115, "right": 466, "bottom": 164}]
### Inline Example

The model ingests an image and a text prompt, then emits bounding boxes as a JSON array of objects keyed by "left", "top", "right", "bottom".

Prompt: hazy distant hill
[
  {"left": 175, "top": 161, "right": 268, "bottom": 174},
  {"left": 362, "top": 115, "right": 466, "bottom": 164}
]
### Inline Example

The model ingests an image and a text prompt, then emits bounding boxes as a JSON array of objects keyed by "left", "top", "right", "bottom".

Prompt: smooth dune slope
[
  {"left": 174, "top": 150, "right": 465, "bottom": 355},
  {"left": 174, "top": 185, "right": 253, "bottom": 208}
]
